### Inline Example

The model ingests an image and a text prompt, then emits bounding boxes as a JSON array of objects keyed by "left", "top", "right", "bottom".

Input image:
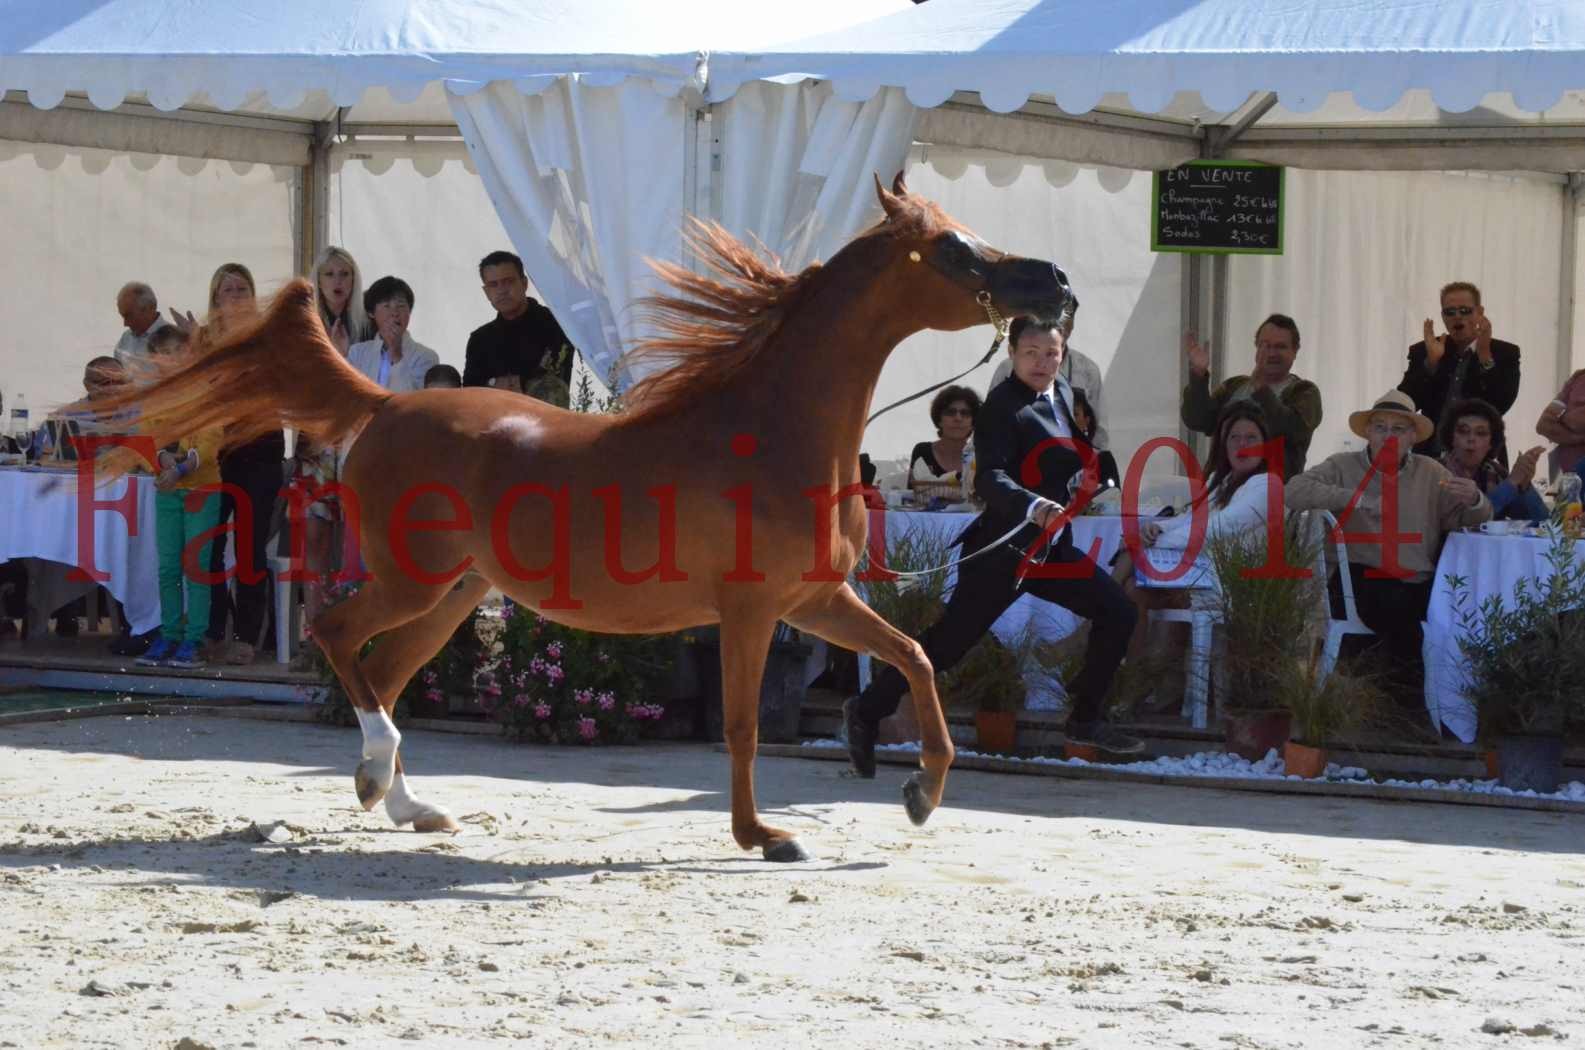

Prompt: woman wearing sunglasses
[
  {"left": 1398, "top": 280, "right": 1521, "bottom": 462},
  {"left": 909, "top": 385, "right": 981, "bottom": 492}
]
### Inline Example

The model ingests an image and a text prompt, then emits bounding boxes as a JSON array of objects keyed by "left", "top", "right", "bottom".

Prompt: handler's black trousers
[{"left": 854, "top": 544, "right": 1135, "bottom": 726}]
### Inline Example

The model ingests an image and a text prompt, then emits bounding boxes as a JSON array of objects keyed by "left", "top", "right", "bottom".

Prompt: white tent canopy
[{"left": 714, "top": 0, "right": 1585, "bottom": 115}]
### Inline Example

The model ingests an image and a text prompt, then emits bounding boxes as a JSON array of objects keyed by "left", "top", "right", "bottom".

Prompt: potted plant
[
  {"left": 1206, "top": 517, "right": 1326, "bottom": 761},
  {"left": 697, "top": 622, "right": 813, "bottom": 745},
  {"left": 939, "top": 634, "right": 1026, "bottom": 755},
  {"left": 1451, "top": 531, "right": 1585, "bottom": 793},
  {"left": 1273, "top": 652, "right": 1386, "bottom": 778}
]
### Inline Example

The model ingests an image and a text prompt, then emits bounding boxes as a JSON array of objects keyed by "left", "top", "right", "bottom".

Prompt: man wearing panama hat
[{"left": 1287, "top": 389, "right": 1492, "bottom": 707}]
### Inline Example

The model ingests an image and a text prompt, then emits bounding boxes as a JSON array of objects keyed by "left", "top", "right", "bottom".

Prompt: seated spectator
[
  {"left": 988, "top": 301, "right": 1107, "bottom": 450},
  {"left": 464, "top": 250, "right": 576, "bottom": 404},
  {"left": 1181, "top": 313, "right": 1321, "bottom": 479},
  {"left": 1115, "top": 403, "right": 1277, "bottom": 668},
  {"left": 1537, "top": 367, "right": 1585, "bottom": 476},
  {"left": 348, "top": 276, "right": 439, "bottom": 393},
  {"left": 424, "top": 364, "right": 463, "bottom": 389},
  {"left": 1070, "top": 388, "right": 1120, "bottom": 495},
  {"left": 1399, "top": 281, "right": 1520, "bottom": 461},
  {"left": 41, "top": 357, "right": 131, "bottom": 461},
  {"left": 1438, "top": 399, "right": 1547, "bottom": 523},
  {"left": 113, "top": 281, "right": 170, "bottom": 364},
  {"left": 1286, "top": 389, "right": 1491, "bottom": 705},
  {"left": 909, "top": 385, "right": 979, "bottom": 491}
]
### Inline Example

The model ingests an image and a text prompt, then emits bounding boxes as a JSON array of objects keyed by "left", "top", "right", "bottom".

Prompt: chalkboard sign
[{"left": 1151, "top": 161, "right": 1284, "bottom": 255}]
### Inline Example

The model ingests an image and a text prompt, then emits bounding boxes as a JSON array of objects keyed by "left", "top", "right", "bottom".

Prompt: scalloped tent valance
[{"left": 707, "top": 0, "right": 1585, "bottom": 115}]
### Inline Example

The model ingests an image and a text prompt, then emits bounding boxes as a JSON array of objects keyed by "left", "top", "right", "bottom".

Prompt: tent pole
[{"left": 1561, "top": 173, "right": 1582, "bottom": 389}]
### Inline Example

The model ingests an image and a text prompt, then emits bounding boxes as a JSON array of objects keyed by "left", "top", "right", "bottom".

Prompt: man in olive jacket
[{"left": 1180, "top": 313, "right": 1323, "bottom": 479}]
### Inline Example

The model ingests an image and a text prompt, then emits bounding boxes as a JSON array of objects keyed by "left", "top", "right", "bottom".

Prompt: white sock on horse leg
[
  {"left": 384, "top": 771, "right": 452, "bottom": 829},
  {"left": 355, "top": 707, "right": 401, "bottom": 762}
]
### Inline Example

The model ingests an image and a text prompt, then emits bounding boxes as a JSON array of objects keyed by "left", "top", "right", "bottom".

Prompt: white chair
[
  {"left": 1311, "top": 510, "right": 1375, "bottom": 680},
  {"left": 269, "top": 554, "right": 301, "bottom": 665},
  {"left": 1143, "top": 545, "right": 1219, "bottom": 730}
]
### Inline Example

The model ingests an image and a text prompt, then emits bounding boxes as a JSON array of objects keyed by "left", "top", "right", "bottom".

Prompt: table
[
  {"left": 859, "top": 509, "right": 1127, "bottom": 709},
  {"left": 0, "top": 466, "right": 160, "bottom": 636},
  {"left": 1424, "top": 530, "right": 1585, "bottom": 742}
]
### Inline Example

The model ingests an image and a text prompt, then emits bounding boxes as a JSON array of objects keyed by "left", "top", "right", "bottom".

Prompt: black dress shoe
[
  {"left": 53, "top": 616, "right": 80, "bottom": 638},
  {"left": 843, "top": 697, "right": 879, "bottom": 779},
  {"left": 1065, "top": 722, "right": 1145, "bottom": 755}
]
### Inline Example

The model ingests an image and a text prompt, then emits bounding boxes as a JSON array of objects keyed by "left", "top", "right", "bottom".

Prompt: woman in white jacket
[
  {"left": 347, "top": 275, "right": 440, "bottom": 393},
  {"left": 1119, "top": 402, "right": 1278, "bottom": 668}
]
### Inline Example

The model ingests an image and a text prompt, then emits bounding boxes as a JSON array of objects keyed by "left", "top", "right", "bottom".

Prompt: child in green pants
[{"left": 137, "top": 429, "right": 223, "bottom": 669}]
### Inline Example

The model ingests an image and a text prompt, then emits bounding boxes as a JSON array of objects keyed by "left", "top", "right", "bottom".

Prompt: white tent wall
[
  {"left": 1224, "top": 169, "right": 1565, "bottom": 470},
  {"left": 0, "top": 139, "right": 296, "bottom": 418},
  {"left": 328, "top": 150, "right": 510, "bottom": 373},
  {"left": 864, "top": 151, "right": 1182, "bottom": 478}
]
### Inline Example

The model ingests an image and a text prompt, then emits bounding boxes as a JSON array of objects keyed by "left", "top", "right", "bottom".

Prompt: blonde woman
[
  {"left": 313, "top": 246, "right": 371, "bottom": 355},
  {"left": 295, "top": 248, "right": 372, "bottom": 652}
]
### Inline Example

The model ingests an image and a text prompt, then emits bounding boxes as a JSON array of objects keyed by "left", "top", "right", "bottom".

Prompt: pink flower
[
  {"left": 529, "top": 656, "right": 546, "bottom": 674},
  {"left": 574, "top": 689, "right": 594, "bottom": 706},
  {"left": 425, "top": 688, "right": 444, "bottom": 703},
  {"left": 545, "top": 665, "right": 565, "bottom": 684},
  {"left": 422, "top": 668, "right": 437, "bottom": 685},
  {"left": 577, "top": 717, "right": 597, "bottom": 741},
  {"left": 512, "top": 693, "right": 531, "bottom": 708},
  {"left": 597, "top": 694, "right": 616, "bottom": 711},
  {"left": 546, "top": 641, "right": 563, "bottom": 659},
  {"left": 534, "top": 703, "right": 552, "bottom": 720}
]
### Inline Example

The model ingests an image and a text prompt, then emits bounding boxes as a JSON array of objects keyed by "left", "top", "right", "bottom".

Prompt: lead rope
[{"left": 858, "top": 292, "right": 1063, "bottom": 590}]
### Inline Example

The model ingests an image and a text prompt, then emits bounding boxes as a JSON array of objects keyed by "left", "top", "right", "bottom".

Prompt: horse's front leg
[
  {"left": 719, "top": 614, "right": 810, "bottom": 862},
  {"left": 786, "top": 583, "right": 955, "bottom": 826}
]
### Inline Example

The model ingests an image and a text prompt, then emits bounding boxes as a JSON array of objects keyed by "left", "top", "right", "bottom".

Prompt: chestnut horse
[{"left": 85, "top": 176, "right": 1071, "bottom": 861}]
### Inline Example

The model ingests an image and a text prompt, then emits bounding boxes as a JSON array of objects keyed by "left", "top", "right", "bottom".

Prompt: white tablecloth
[
  {"left": 0, "top": 467, "right": 160, "bottom": 635},
  {"left": 861, "top": 509, "right": 1127, "bottom": 708},
  {"left": 1425, "top": 531, "right": 1585, "bottom": 742}
]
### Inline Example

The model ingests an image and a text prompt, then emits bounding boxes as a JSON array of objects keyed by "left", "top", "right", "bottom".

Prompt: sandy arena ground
[{"left": 0, "top": 713, "right": 1581, "bottom": 1049}]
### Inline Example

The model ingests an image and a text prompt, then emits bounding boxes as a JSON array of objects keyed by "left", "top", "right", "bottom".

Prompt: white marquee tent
[{"left": 4, "top": 0, "right": 1585, "bottom": 474}]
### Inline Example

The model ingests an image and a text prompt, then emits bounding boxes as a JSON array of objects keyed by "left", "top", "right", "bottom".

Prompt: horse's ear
[
  {"left": 891, "top": 171, "right": 909, "bottom": 197},
  {"left": 875, "top": 172, "right": 904, "bottom": 221}
]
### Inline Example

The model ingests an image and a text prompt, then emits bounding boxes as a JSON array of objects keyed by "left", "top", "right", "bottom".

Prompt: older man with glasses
[
  {"left": 1397, "top": 281, "right": 1521, "bottom": 462},
  {"left": 1287, "top": 389, "right": 1492, "bottom": 711}
]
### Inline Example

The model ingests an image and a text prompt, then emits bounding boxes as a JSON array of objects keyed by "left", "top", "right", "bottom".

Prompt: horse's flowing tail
[{"left": 78, "top": 278, "right": 390, "bottom": 479}]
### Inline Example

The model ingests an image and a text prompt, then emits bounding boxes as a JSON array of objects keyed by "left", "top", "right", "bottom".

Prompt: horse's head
[{"left": 872, "top": 173, "right": 1073, "bottom": 333}]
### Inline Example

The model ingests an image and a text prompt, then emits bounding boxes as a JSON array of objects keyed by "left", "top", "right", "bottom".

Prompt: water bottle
[
  {"left": 960, "top": 442, "right": 977, "bottom": 503},
  {"left": 1556, "top": 472, "right": 1582, "bottom": 531},
  {"left": 9, "top": 393, "right": 28, "bottom": 460}
]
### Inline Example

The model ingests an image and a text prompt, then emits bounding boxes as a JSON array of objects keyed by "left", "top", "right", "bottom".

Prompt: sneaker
[
  {"left": 136, "top": 637, "right": 175, "bottom": 666},
  {"left": 843, "top": 696, "right": 879, "bottom": 779},
  {"left": 1065, "top": 722, "right": 1146, "bottom": 755},
  {"left": 167, "top": 641, "right": 205, "bottom": 669}
]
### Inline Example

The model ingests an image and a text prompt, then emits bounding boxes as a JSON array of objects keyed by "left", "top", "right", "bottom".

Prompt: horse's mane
[{"left": 620, "top": 198, "right": 949, "bottom": 423}]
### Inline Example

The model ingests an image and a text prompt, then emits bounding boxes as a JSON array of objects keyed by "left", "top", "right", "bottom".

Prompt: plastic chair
[
  {"left": 269, "top": 554, "right": 300, "bottom": 665},
  {"left": 1312, "top": 510, "right": 1376, "bottom": 680},
  {"left": 1147, "top": 585, "right": 1219, "bottom": 730}
]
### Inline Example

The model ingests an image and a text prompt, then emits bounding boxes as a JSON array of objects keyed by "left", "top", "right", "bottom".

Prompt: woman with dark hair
[
  {"left": 1069, "top": 387, "right": 1121, "bottom": 494},
  {"left": 908, "top": 384, "right": 981, "bottom": 490},
  {"left": 1438, "top": 398, "right": 1548, "bottom": 523},
  {"left": 347, "top": 276, "right": 439, "bottom": 393},
  {"left": 1117, "top": 403, "right": 1279, "bottom": 670}
]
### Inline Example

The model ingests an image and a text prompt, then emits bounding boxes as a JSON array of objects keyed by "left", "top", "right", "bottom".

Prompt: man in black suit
[
  {"left": 462, "top": 250, "right": 576, "bottom": 405},
  {"left": 1398, "top": 281, "right": 1520, "bottom": 460},
  {"left": 845, "top": 313, "right": 1143, "bottom": 776}
]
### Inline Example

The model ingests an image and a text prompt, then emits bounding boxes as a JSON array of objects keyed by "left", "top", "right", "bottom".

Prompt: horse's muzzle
[{"left": 990, "top": 258, "right": 1073, "bottom": 325}]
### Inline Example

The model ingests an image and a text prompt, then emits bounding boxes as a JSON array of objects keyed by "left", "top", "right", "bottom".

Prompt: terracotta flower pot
[
  {"left": 1223, "top": 709, "right": 1293, "bottom": 762},
  {"left": 974, "top": 711, "right": 1018, "bottom": 755},
  {"left": 1063, "top": 741, "right": 1099, "bottom": 762},
  {"left": 1483, "top": 750, "right": 1500, "bottom": 780},
  {"left": 1282, "top": 740, "right": 1327, "bottom": 779}
]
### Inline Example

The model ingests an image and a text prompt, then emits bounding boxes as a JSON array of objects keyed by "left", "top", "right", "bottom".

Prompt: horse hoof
[
  {"left": 411, "top": 810, "right": 460, "bottom": 834},
  {"left": 902, "top": 774, "right": 935, "bottom": 827},
  {"left": 762, "top": 838, "right": 811, "bottom": 863},
  {"left": 354, "top": 763, "right": 389, "bottom": 810}
]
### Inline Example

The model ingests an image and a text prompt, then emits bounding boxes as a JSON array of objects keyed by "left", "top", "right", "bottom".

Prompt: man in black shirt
[{"left": 462, "top": 250, "right": 576, "bottom": 405}]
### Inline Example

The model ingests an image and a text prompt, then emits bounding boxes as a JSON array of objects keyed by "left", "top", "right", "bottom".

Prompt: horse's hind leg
[
  {"left": 358, "top": 572, "right": 492, "bottom": 832},
  {"left": 719, "top": 613, "right": 809, "bottom": 862},
  {"left": 786, "top": 583, "right": 955, "bottom": 826},
  {"left": 311, "top": 576, "right": 448, "bottom": 811}
]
